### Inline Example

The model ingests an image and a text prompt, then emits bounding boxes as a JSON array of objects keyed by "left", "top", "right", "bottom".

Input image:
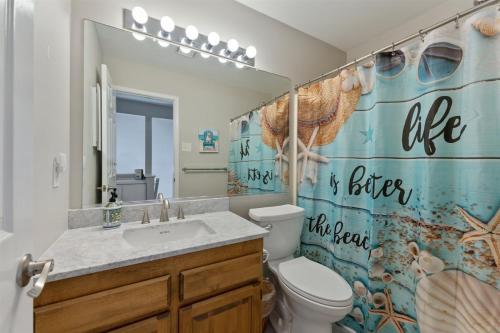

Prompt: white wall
[
  {"left": 70, "top": 0, "right": 346, "bottom": 208},
  {"left": 346, "top": 0, "right": 473, "bottom": 60},
  {"left": 33, "top": 0, "right": 71, "bottom": 255}
]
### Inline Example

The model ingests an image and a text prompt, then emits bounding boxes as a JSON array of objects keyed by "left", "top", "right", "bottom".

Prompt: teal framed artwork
[{"left": 198, "top": 128, "right": 219, "bottom": 153}]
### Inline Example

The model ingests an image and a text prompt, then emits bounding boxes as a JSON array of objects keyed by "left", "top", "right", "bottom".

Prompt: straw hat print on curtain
[
  {"left": 261, "top": 94, "right": 290, "bottom": 148},
  {"left": 297, "top": 69, "right": 362, "bottom": 183},
  {"left": 261, "top": 94, "right": 290, "bottom": 184}
]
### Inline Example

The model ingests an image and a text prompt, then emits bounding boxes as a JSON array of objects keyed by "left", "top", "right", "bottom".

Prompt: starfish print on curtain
[
  {"left": 457, "top": 206, "right": 500, "bottom": 268},
  {"left": 275, "top": 137, "right": 289, "bottom": 182},
  {"left": 297, "top": 126, "right": 329, "bottom": 184},
  {"left": 368, "top": 289, "right": 416, "bottom": 333}
]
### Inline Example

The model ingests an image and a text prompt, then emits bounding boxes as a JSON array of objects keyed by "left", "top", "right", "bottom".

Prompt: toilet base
[{"left": 290, "top": 313, "right": 332, "bottom": 333}]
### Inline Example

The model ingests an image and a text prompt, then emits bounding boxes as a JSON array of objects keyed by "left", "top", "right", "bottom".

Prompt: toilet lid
[
  {"left": 278, "top": 256, "right": 353, "bottom": 307},
  {"left": 249, "top": 204, "right": 304, "bottom": 222}
]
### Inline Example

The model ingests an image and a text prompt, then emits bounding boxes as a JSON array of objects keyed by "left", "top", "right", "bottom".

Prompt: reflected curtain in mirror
[{"left": 228, "top": 94, "right": 290, "bottom": 196}]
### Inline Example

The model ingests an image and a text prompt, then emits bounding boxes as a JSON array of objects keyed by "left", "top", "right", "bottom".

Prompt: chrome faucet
[
  {"left": 158, "top": 193, "right": 170, "bottom": 222},
  {"left": 177, "top": 206, "right": 185, "bottom": 220}
]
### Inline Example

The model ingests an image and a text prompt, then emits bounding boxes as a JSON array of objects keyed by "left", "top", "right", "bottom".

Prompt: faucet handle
[
  {"left": 142, "top": 208, "right": 150, "bottom": 224},
  {"left": 177, "top": 206, "right": 185, "bottom": 220}
]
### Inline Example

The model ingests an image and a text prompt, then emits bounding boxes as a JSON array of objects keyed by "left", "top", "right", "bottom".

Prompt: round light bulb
[
  {"left": 245, "top": 45, "right": 257, "bottom": 59},
  {"left": 218, "top": 49, "right": 228, "bottom": 63},
  {"left": 132, "top": 32, "right": 146, "bottom": 41},
  {"left": 131, "top": 7, "right": 148, "bottom": 25},
  {"left": 227, "top": 39, "right": 239, "bottom": 53},
  {"left": 200, "top": 44, "right": 211, "bottom": 59},
  {"left": 157, "top": 39, "right": 169, "bottom": 48},
  {"left": 156, "top": 30, "right": 169, "bottom": 47},
  {"left": 207, "top": 32, "right": 220, "bottom": 46},
  {"left": 185, "top": 25, "right": 199, "bottom": 41},
  {"left": 160, "top": 16, "right": 175, "bottom": 33},
  {"left": 235, "top": 55, "right": 245, "bottom": 69},
  {"left": 179, "top": 38, "right": 192, "bottom": 54},
  {"left": 132, "top": 25, "right": 147, "bottom": 41}
]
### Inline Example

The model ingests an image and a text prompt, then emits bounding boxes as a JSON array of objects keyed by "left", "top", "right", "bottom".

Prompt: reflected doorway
[{"left": 114, "top": 88, "right": 177, "bottom": 201}]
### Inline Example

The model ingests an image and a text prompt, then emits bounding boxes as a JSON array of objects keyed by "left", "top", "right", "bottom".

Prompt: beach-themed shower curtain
[
  {"left": 228, "top": 94, "right": 289, "bottom": 195},
  {"left": 298, "top": 7, "right": 499, "bottom": 333}
]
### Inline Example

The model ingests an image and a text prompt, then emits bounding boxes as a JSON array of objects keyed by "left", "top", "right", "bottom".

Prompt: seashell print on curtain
[
  {"left": 298, "top": 7, "right": 500, "bottom": 333},
  {"left": 228, "top": 94, "right": 290, "bottom": 196}
]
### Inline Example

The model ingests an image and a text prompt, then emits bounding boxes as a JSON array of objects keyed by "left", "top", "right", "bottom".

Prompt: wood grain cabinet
[
  {"left": 179, "top": 284, "right": 261, "bottom": 333},
  {"left": 34, "top": 239, "right": 263, "bottom": 333},
  {"left": 109, "top": 312, "right": 171, "bottom": 333}
]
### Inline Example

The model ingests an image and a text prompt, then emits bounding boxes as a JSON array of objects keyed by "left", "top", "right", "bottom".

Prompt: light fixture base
[{"left": 122, "top": 8, "right": 255, "bottom": 67}]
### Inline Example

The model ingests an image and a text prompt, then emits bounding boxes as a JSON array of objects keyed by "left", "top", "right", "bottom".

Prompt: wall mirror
[{"left": 79, "top": 20, "right": 291, "bottom": 208}]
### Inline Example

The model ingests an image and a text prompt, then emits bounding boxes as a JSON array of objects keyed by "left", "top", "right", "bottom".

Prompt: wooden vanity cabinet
[
  {"left": 109, "top": 312, "right": 171, "bottom": 333},
  {"left": 34, "top": 239, "right": 263, "bottom": 333},
  {"left": 179, "top": 284, "right": 261, "bottom": 333}
]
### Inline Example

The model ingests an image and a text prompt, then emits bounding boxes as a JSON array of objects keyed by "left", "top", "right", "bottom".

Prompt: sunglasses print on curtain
[
  {"left": 298, "top": 7, "right": 500, "bottom": 333},
  {"left": 376, "top": 42, "right": 463, "bottom": 83},
  {"left": 227, "top": 94, "right": 290, "bottom": 196}
]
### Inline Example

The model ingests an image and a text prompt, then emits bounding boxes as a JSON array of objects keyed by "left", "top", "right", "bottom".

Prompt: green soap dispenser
[{"left": 103, "top": 188, "right": 122, "bottom": 229}]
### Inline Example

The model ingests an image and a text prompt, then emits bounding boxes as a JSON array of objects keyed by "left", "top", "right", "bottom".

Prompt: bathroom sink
[{"left": 123, "top": 220, "right": 216, "bottom": 247}]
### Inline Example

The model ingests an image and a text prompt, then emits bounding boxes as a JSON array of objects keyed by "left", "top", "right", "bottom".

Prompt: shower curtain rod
[
  {"left": 294, "top": 0, "right": 500, "bottom": 90},
  {"left": 230, "top": 90, "right": 290, "bottom": 122}
]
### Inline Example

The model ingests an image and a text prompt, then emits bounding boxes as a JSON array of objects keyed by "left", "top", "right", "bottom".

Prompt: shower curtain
[
  {"left": 228, "top": 94, "right": 289, "bottom": 196},
  {"left": 298, "top": 7, "right": 499, "bottom": 333}
]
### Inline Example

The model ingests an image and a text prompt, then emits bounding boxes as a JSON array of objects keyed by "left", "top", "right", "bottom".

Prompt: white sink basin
[{"left": 123, "top": 220, "right": 216, "bottom": 247}]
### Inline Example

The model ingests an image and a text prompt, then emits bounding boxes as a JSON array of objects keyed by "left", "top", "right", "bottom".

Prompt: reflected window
[
  {"left": 116, "top": 113, "right": 145, "bottom": 174},
  {"left": 152, "top": 118, "right": 174, "bottom": 197}
]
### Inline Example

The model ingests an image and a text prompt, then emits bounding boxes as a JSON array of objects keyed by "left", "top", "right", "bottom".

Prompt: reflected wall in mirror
[{"left": 79, "top": 20, "right": 291, "bottom": 208}]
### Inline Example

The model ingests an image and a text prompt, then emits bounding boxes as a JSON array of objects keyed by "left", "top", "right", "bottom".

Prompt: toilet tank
[{"left": 249, "top": 204, "right": 305, "bottom": 260}]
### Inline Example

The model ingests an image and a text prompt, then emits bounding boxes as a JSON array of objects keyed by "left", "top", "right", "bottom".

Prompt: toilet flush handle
[{"left": 263, "top": 224, "right": 273, "bottom": 231}]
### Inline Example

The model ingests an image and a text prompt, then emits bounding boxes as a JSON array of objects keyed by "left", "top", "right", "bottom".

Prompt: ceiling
[
  {"left": 236, "top": 0, "right": 450, "bottom": 51},
  {"left": 94, "top": 23, "right": 290, "bottom": 97}
]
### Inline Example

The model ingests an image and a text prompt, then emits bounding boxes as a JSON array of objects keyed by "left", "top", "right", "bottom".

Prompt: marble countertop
[{"left": 40, "top": 211, "right": 268, "bottom": 282}]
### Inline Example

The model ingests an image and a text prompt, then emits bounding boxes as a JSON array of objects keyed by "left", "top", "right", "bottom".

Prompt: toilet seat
[{"left": 278, "top": 256, "right": 353, "bottom": 307}]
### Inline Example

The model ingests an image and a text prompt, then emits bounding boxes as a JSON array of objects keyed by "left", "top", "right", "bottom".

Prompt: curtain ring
[
  {"left": 353, "top": 58, "right": 357, "bottom": 69},
  {"left": 391, "top": 42, "right": 395, "bottom": 56},
  {"left": 455, "top": 13, "right": 460, "bottom": 29},
  {"left": 419, "top": 29, "right": 425, "bottom": 43}
]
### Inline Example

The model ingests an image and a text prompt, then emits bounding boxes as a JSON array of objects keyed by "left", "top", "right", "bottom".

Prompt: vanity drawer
[
  {"left": 109, "top": 312, "right": 170, "bottom": 333},
  {"left": 180, "top": 253, "right": 261, "bottom": 303},
  {"left": 35, "top": 275, "right": 170, "bottom": 333}
]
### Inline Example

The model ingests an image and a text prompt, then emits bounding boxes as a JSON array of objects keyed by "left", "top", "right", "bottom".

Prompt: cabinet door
[
  {"left": 109, "top": 312, "right": 170, "bottom": 333},
  {"left": 179, "top": 284, "right": 261, "bottom": 333}
]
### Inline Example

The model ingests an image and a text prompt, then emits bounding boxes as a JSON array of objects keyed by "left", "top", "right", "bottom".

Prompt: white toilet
[{"left": 250, "top": 204, "right": 353, "bottom": 333}]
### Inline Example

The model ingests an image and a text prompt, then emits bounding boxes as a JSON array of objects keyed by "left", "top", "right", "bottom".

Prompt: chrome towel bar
[{"left": 182, "top": 167, "right": 228, "bottom": 173}]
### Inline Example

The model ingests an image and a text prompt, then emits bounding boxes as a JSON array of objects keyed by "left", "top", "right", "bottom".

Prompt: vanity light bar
[{"left": 123, "top": 8, "right": 256, "bottom": 68}]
